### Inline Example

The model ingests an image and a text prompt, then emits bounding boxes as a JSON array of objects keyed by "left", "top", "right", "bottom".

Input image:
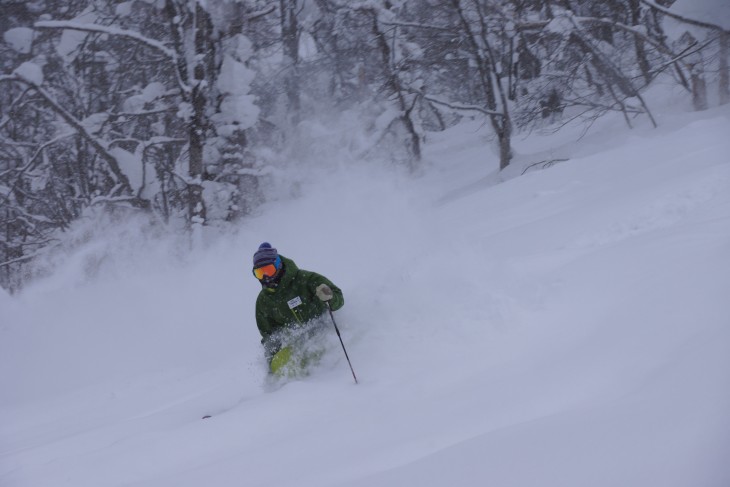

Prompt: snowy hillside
[{"left": 2, "top": 108, "right": 730, "bottom": 487}]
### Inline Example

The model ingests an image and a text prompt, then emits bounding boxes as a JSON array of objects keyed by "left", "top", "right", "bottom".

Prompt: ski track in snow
[{"left": 1, "top": 110, "right": 730, "bottom": 487}]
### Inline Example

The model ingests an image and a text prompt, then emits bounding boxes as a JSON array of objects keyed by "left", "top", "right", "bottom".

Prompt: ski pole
[{"left": 327, "top": 302, "right": 358, "bottom": 384}]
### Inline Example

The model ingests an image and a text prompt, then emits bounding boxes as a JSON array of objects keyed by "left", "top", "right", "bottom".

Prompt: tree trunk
[
  {"left": 281, "top": 0, "right": 301, "bottom": 122},
  {"left": 629, "top": 0, "right": 652, "bottom": 85},
  {"left": 188, "top": 2, "right": 211, "bottom": 228},
  {"left": 691, "top": 68, "right": 708, "bottom": 110},
  {"left": 498, "top": 122, "right": 512, "bottom": 171},
  {"left": 367, "top": 8, "right": 421, "bottom": 167},
  {"left": 452, "top": 0, "right": 512, "bottom": 170},
  {"left": 719, "top": 31, "right": 730, "bottom": 105}
]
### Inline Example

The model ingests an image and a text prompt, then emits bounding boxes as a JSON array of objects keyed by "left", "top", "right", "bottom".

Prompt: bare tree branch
[
  {"left": 420, "top": 93, "right": 506, "bottom": 117},
  {"left": 34, "top": 20, "right": 191, "bottom": 92},
  {"left": 247, "top": 4, "right": 277, "bottom": 21},
  {"left": 0, "top": 74, "right": 133, "bottom": 192},
  {"left": 522, "top": 158, "right": 569, "bottom": 175},
  {"left": 639, "top": 0, "right": 730, "bottom": 34}
]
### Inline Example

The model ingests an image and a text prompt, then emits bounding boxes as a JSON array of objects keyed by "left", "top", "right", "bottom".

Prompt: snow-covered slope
[{"left": 2, "top": 109, "right": 730, "bottom": 487}]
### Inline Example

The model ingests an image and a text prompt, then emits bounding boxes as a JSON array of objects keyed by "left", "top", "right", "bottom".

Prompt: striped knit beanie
[{"left": 253, "top": 242, "right": 279, "bottom": 269}]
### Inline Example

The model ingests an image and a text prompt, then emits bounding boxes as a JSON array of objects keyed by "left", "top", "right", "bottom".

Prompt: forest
[{"left": 1, "top": 0, "right": 728, "bottom": 291}]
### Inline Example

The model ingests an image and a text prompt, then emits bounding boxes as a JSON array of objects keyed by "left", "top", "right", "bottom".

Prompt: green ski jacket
[{"left": 255, "top": 256, "right": 344, "bottom": 359}]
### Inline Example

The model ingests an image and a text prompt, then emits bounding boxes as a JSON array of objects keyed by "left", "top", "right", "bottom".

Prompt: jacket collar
[{"left": 263, "top": 255, "right": 298, "bottom": 292}]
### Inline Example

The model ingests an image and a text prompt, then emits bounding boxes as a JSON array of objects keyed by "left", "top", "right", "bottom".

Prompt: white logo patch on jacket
[{"left": 287, "top": 296, "right": 303, "bottom": 309}]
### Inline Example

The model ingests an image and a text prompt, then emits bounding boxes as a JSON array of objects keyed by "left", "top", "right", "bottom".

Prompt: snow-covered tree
[
  {"left": 2, "top": 0, "right": 727, "bottom": 291},
  {"left": 27, "top": 1, "right": 266, "bottom": 225}
]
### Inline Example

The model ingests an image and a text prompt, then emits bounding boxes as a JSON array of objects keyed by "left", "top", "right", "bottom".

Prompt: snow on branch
[
  {"left": 515, "top": 15, "right": 691, "bottom": 70},
  {"left": 0, "top": 73, "right": 133, "bottom": 192},
  {"left": 34, "top": 20, "right": 175, "bottom": 56},
  {"left": 6, "top": 132, "right": 76, "bottom": 181},
  {"left": 379, "top": 20, "right": 454, "bottom": 32},
  {"left": 639, "top": 0, "right": 730, "bottom": 33},
  {"left": 0, "top": 84, "right": 30, "bottom": 132},
  {"left": 0, "top": 242, "right": 59, "bottom": 268},
  {"left": 34, "top": 20, "right": 191, "bottom": 92},
  {"left": 573, "top": 17, "right": 680, "bottom": 58},
  {"left": 421, "top": 93, "right": 505, "bottom": 117},
  {"left": 247, "top": 5, "right": 277, "bottom": 21}
]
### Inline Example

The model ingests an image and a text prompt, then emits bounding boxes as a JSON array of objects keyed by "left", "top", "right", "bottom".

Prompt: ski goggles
[{"left": 253, "top": 256, "right": 281, "bottom": 280}]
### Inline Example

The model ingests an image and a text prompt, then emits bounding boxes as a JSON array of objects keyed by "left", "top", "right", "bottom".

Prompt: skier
[{"left": 252, "top": 242, "right": 344, "bottom": 376}]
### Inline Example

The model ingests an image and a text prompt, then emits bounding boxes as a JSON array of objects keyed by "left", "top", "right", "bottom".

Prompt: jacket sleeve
[
  {"left": 256, "top": 296, "right": 281, "bottom": 362},
  {"left": 305, "top": 271, "right": 344, "bottom": 311}
]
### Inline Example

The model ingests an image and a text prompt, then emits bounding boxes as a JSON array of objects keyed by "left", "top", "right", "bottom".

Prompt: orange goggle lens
[{"left": 253, "top": 264, "right": 278, "bottom": 280}]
